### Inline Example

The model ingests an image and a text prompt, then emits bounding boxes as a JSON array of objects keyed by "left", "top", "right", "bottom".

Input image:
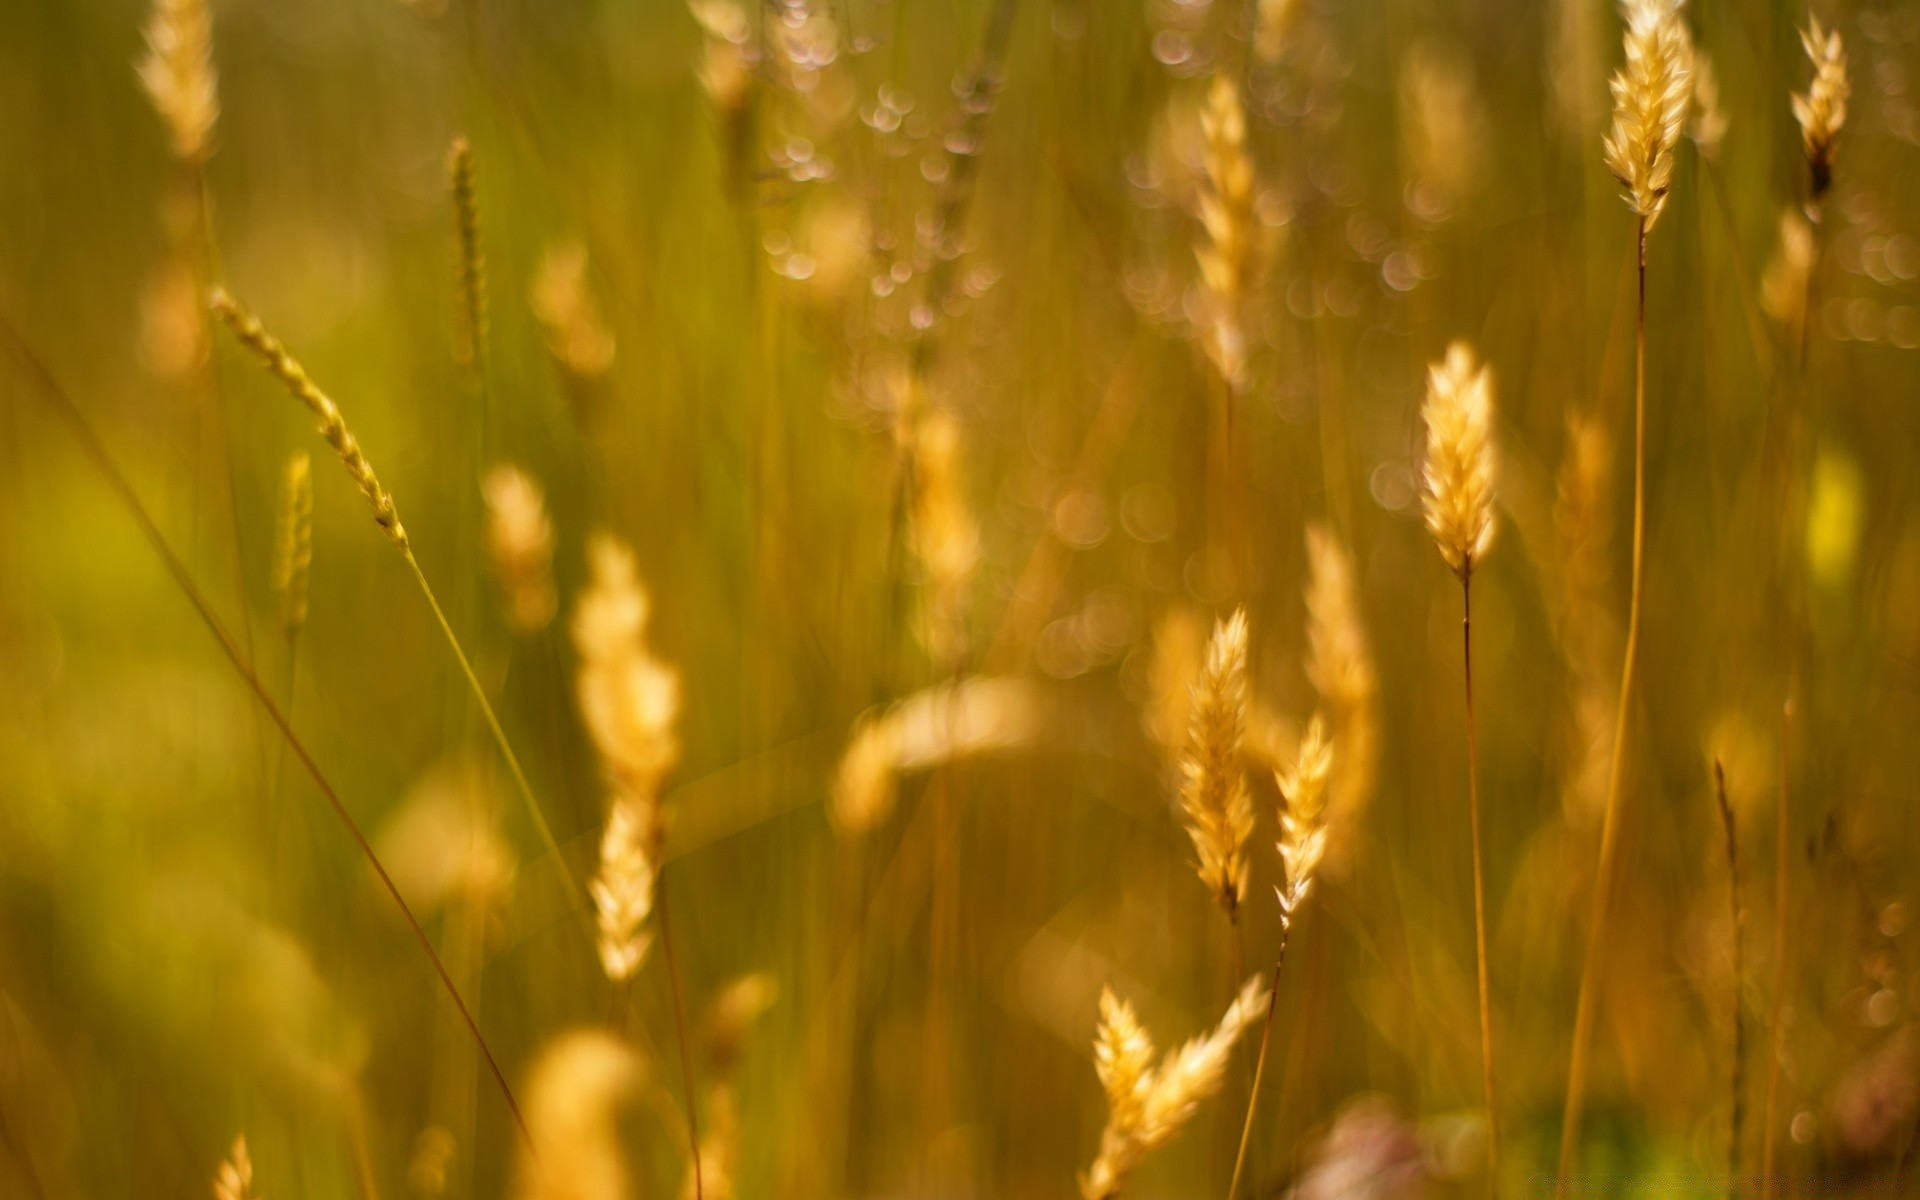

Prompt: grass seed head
[{"left": 1422, "top": 341, "right": 1498, "bottom": 579}]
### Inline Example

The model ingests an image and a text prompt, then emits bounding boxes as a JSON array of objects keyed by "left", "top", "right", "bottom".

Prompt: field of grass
[{"left": 3, "top": 0, "right": 1919, "bottom": 1196}]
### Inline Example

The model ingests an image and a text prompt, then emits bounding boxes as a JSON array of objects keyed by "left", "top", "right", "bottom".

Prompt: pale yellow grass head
[
  {"left": 513, "top": 1031, "right": 643, "bottom": 1200},
  {"left": 573, "top": 534, "right": 681, "bottom": 795},
  {"left": 138, "top": 0, "right": 218, "bottom": 164},
  {"left": 212, "top": 1135, "right": 255, "bottom": 1200},
  {"left": 1792, "top": 16, "right": 1848, "bottom": 197},
  {"left": 1421, "top": 342, "right": 1498, "bottom": 579},
  {"left": 1179, "top": 609, "right": 1253, "bottom": 917},
  {"left": 483, "top": 465, "right": 558, "bottom": 635},
  {"left": 1600, "top": 0, "right": 1694, "bottom": 230}
]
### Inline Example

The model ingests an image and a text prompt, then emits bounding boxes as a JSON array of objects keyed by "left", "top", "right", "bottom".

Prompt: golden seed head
[
  {"left": 212, "top": 1135, "right": 254, "bottom": 1200},
  {"left": 1421, "top": 341, "right": 1498, "bottom": 579},
  {"left": 701, "top": 972, "right": 779, "bottom": 1072},
  {"left": 830, "top": 676, "right": 1045, "bottom": 836},
  {"left": 1196, "top": 73, "right": 1255, "bottom": 387},
  {"left": 572, "top": 534, "right": 681, "bottom": 797},
  {"left": 209, "top": 289, "right": 409, "bottom": 550},
  {"left": 1179, "top": 609, "right": 1254, "bottom": 916},
  {"left": 1690, "top": 51, "right": 1728, "bottom": 160},
  {"left": 529, "top": 240, "right": 617, "bottom": 381},
  {"left": 272, "top": 452, "right": 313, "bottom": 640},
  {"left": 1600, "top": 0, "right": 1695, "bottom": 230},
  {"left": 1276, "top": 714, "right": 1333, "bottom": 917},
  {"left": 138, "top": 0, "right": 218, "bottom": 164},
  {"left": 589, "top": 794, "right": 655, "bottom": 982},
  {"left": 483, "top": 465, "right": 557, "bottom": 635},
  {"left": 514, "top": 1031, "right": 642, "bottom": 1200},
  {"left": 1761, "top": 208, "right": 1816, "bottom": 329},
  {"left": 448, "top": 137, "right": 488, "bottom": 376},
  {"left": 1081, "top": 976, "right": 1268, "bottom": 1200},
  {"left": 909, "top": 408, "right": 980, "bottom": 668},
  {"left": 1253, "top": 0, "right": 1301, "bottom": 63},
  {"left": 1792, "top": 17, "right": 1848, "bottom": 197},
  {"left": 1398, "top": 45, "right": 1489, "bottom": 220}
]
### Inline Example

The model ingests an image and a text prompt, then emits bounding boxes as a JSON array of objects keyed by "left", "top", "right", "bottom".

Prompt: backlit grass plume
[
  {"left": 1080, "top": 976, "right": 1268, "bottom": 1200},
  {"left": 513, "top": 1031, "right": 642, "bottom": 1200},
  {"left": 1792, "top": 17, "right": 1848, "bottom": 198},
  {"left": 272, "top": 451, "right": 312, "bottom": 642},
  {"left": 1421, "top": 342, "right": 1498, "bottom": 579},
  {"left": 484, "top": 465, "right": 558, "bottom": 636},
  {"left": 137, "top": 0, "right": 218, "bottom": 164},
  {"left": 1179, "top": 609, "right": 1254, "bottom": 919},
  {"left": 211, "top": 290, "right": 405, "bottom": 548},
  {"left": 1226, "top": 714, "right": 1334, "bottom": 1198},
  {"left": 1195, "top": 74, "right": 1254, "bottom": 388},
  {"left": 573, "top": 535, "right": 680, "bottom": 981},
  {"left": 530, "top": 240, "right": 617, "bottom": 384},
  {"left": 1600, "top": 0, "right": 1695, "bottom": 232},
  {"left": 211, "top": 1136, "right": 255, "bottom": 1200},
  {"left": 831, "top": 676, "right": 1045, "bottom": 836}
]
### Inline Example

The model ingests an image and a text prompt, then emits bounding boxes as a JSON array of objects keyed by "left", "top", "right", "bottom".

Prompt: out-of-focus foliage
[{"left": 2, "top": 0, "right": 1919, "bottom": 1196}]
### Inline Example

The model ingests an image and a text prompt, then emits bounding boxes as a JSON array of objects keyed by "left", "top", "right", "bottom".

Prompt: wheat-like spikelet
[
  {"left": 589, "top": 794, "right": 656, "bottom": 982},
  {"left": 1792, "top": 17, "right": 1848, "bottom": 198},
  {"left": 690, "top": 0, "right": 755, "bottom": 114},
  {"left": 483, "top": 465, "right": 558, "bottom": 635},
  {"left": 1398, "top": 45, "right": 1489, "bottom": 220},
  {"left": 272, "top": 451, "right": 312, "bottom": 641},
  {"left": 1690, "top": 51, "right": 1728, "bottom": 160},
  {"left": 1080, "top": 976, "right": 1268, "bottom": 1200},
  {"left": 209, "top": 290, "right": 409, "bottom": 549},
  {"left": 1179, "top": 609, "right": 1253, "bottom": 918},
  {"left": 574, "top": 535, "right": 682, "bottom": 796},
  {"left": 1195, "top": 73, "right": 1255, "bottom": 388},
  {"left": 1761, "top": 209, "right": 1816, "bottom": 329},
  {"left": 407, "top": 1127, "right": 456, "bottom": 1199},
  {"left": 137, "top": 0, "right": 218, "bottom": 164},
  {"left": 448, "top": 138, "right": 488, "bottom": 378},
  {"left": 682, "top": 973, "right": 776, "bottom": 1200},
  {"left": 830, "top": 676, "right": 1046, "bottom": 835},
  {"left": 909, "top": 408, "right": 980, "bottom": 668},
  {"left": 530, "top": 240, "right": 617, "bottom": 383},
  {"left": 212, "top": 1135, "right": 255, "bottom": 1200},
  {"left": 1600, "top": 0, "right": 1695, "bottom": 231},
  {"left": 1303, "top": 524, "right": 1377, "bottom": 866},
  {"left": 512, "top": 1031, "right": 642, "bottom": 1200},
  {"left": 1421, "top": 342, "right": 1498, "bottom": 579},
  {"left": 1276, "top": 714, "right": 1333, "bottom": 922}
]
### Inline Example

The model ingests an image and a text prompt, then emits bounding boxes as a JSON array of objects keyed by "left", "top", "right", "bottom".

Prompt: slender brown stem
[
  {"left": 1761, "top": 702, "right": 1792, "bottom": 1199},
  {"left": 658, "top": 880, "right": 705, "bottom": 1200},
  {"left": 1224, "top": 925, "right": 1294, "bottom": 1200},
  {"left": 1463, "top": 571, "right": 1500, "bottom": 1193},
  {"left": 0, "top": 315, "right": 535, "bottom": 1156},
  {"left": 1560, "top": 215, "right": 1649, "bottom": 1191},
  {"left": 1713, "top": 760, "right": 1744, "bottom": 1197}
]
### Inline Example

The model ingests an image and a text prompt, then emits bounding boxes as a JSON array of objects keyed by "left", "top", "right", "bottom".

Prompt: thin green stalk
[
  {"left": 0, "top": 314, "right": 534, "bottom": 1155},
  {"left": 1560, "top": 214, "right": 1649, "bottom": 1189}
]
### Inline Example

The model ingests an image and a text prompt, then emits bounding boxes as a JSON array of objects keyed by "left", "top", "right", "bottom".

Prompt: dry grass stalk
[
  {"left": 273, "top": 451, "right": 313, "bottom": 642},
  {"left": 448, "top": 138, "right": 488, "bottom": 380},
  {"left": 1792, "top": 18, "right": 1848, "bottom": 199},
  {"left": 1713, "top": 759, "right": 1745, "bottom": 1185},
  {"left": 1421, "top": 342, "right": 1498, "bottom": 580},
  {"left": 1179, "top": 609, "right": 1254, "bottom": 919},
  {"left": 1303, "top": 525, "right": 1377, "bottom": 865},
  {"left": 513, "top": 1031, "right": 642, "bottom": 1200},
  {"left": 573, "top": 534, "right": 681, "bottom": 981},
  {"left": 483, "top": 465, "right": 558, "bottom": 635},
  {"left": 209, "top": 290, "right": 408, "bottom": 548},
  {"left": 1081, "top": 976, "right": 1269, "bottom": 1200},
  {"left": 530, "top": 241, "right": 617, "bottom": 383},
  {"left": 1424, "top": 340, "right": 1502, "bottom": 1188},
  {"left": 1600, "top": 0, "right": 1695, "bottom": 232},
  {"left": 1195, "top": 74, "right": 1255, "bottom": 388},
  {"left": 212, "top": 1135, "right": 254, "bottom": 1200},
  {"left": 831, "top": 675, "right": 1045, "bottom": 835},
  {"left": 682, "top": 974, "right": 777, "bottom": 1200},
  {"left": 137, "top": 0, "right": 218, "bottom": 164}
]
